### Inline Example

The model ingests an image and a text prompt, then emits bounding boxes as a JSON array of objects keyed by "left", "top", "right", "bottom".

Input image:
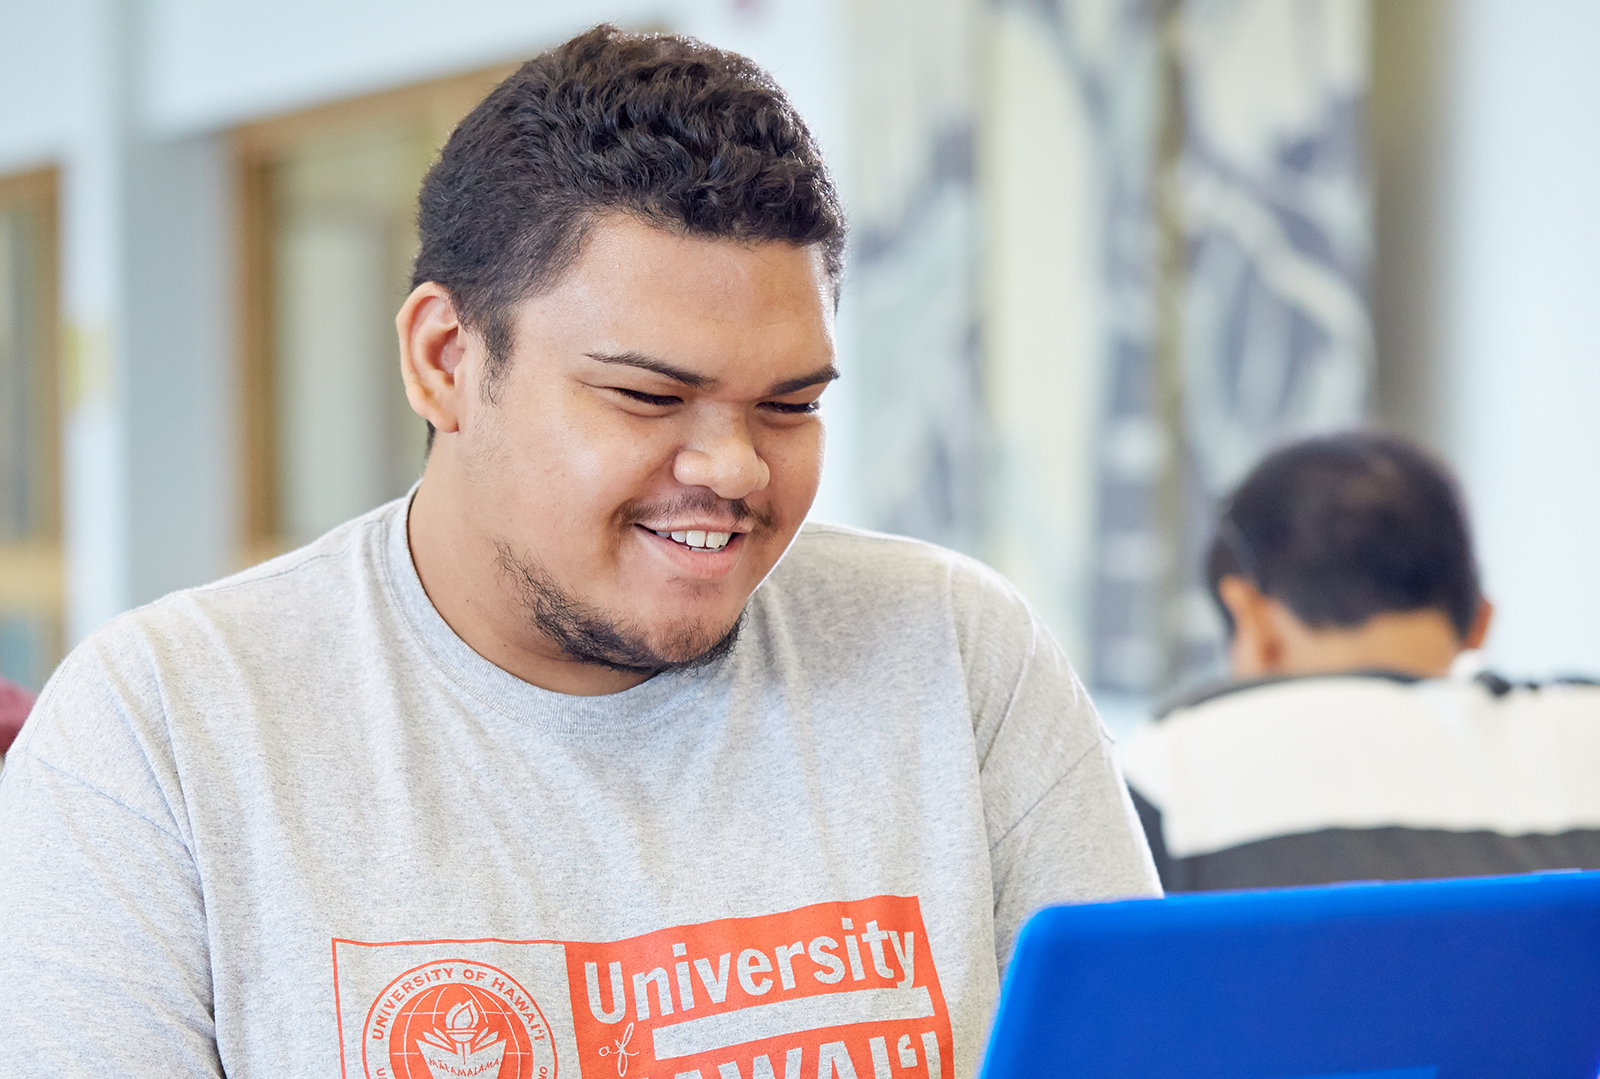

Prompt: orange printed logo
[
  {"left": 360, "top": 960, "right": 558, "bottom": 1079},
  {"left": 333, "top": 896, "right": 950, "bottom": 1079},
  {"left": 567, "top": 896, "right": 951, "bottom": 1079}
]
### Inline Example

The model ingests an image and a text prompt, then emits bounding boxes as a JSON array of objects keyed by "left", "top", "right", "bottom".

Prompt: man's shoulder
[
  {"left": 1120, "top": 674, "right": 1425, "bottom": 807},
  {"left": 1123, "top": 670, "right": 1600, "bottom": 813},
  {"left": 772, "top": 521, "right": 1022, "bottom": 610},
  {"left": 1124, "top": 672, "right": 1600, "bottom": 881},
  {"left": 71, "top": 502, "right": 398, "bottom": 672},
  {"left": 1154, "top": 670, "right": 1600, "bottom": 732},
  {"left": 6, "top": 502, "right": 404, "bottom": 787},
  {"left": 1156, "top": 671, "right": 1424, "bottom": 725},
  {"left": 760, "top": 522, "right": 1048, "bottom": 697},
  {"left": 782, "top": 519, "right": 969, "bottom": 564}
]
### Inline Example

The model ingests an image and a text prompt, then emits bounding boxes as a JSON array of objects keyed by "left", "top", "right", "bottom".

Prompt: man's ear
[
  {"left": 1217, "top": 574, "right": 1285, "bottom": 679},
  {"left": 1463, "top": 597, "right": 1494, "bottom": 651},
  {"left": 398, "top": 282, "right": 470, "bottom": 436}
]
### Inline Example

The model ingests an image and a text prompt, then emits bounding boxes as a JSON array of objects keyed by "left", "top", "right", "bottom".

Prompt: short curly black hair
[
  {"left": 1206, "top": 432, "right": 1482, "bottom": 639},
  {"left": 412, "top": 24, "right": 847, "bottom": 398}
]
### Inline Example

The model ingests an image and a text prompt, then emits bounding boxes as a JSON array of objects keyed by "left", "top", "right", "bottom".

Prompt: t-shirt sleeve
[
  {"left": 953, "top": 564, "right": 1161, "bottom": 972},
  {"left": 0, "top": 639, "right": 222, "bottom": 1078}
]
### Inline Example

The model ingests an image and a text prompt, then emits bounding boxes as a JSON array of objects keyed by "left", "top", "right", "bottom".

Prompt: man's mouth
[{"left": 648, "top": 528, "right": 736, "bottom": 552}]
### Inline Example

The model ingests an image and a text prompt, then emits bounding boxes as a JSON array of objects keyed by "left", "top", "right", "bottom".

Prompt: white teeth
[{"left": 649, "top": 527, "right": 734, "bottom": 550}]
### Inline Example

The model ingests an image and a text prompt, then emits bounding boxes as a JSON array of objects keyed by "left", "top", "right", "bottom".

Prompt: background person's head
[
  {"left": 397, "top": 25, "right": 846, "bottom": 694},
  {"left": 1206, "top": 431, "right": 1492, "bottom": 680}
]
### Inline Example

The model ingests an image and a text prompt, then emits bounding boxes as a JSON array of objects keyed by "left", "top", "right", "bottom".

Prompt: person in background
[
  {"left": 0, "top": 674, "right": 35, "bottom": 763},
  {"left": 1121, "top": 431, "right": 1600, "bottom": 891}
]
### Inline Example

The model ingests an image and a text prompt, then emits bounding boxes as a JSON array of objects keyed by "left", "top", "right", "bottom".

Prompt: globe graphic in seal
[{"left": 365, "top": 961, "right": 557, "bottom": 1079}]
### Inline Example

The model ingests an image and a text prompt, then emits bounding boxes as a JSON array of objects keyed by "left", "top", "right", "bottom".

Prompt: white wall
[
  {"left": 0, "top": 0, "right": 852, "bottom": 172},
  {"left": 1438, "top": 0, "right": 1600, "bottom": 679},
  {"left": 138, "top": 1, "right": 850, "bottom": 144},
  {"left": 0, "top": 1, "right": 81, "bottom": 174}
]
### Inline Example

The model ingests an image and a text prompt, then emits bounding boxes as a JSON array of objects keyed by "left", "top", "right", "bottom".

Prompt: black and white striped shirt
[{"left": 1119, "top": 672, "right": 1600, "bottom": 891}]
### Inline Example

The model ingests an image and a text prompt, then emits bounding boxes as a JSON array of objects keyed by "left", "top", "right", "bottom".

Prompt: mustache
[{"left": 620, "top": 490, "right": 777, "bottom": 532}]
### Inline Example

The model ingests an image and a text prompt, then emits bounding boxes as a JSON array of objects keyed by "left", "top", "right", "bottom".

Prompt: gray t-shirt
[{"left": 0, "top": 497, "right": 1157, "bottom": 1079}]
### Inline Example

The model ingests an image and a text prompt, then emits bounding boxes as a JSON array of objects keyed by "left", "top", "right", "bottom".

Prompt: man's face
[{"left": 446, "top": 216, "right": 836, "bottom": 673}]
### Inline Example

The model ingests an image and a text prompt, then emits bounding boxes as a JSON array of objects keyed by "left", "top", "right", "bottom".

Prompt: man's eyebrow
[
  {"left": 586, "top": 353, "right": 840, "bottom": 398},
  {"left": 766, "top": 364, "right": 840, "bottom": 397},
  {"left": 584, "top": 351, "right": 717, "bottom": 390}
]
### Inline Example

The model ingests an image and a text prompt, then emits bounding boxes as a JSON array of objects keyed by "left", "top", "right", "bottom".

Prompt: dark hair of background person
[
  {"left": 411, "top": 22, "right": 847, "bottom": 442},
  {"left": 1206, "top": 431, "right": 1482, "bottom": 639}
]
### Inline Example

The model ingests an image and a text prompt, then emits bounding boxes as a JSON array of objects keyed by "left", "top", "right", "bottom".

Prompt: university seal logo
[{"left": 362, "top": 959, "right": 558, "bottom": 1079}]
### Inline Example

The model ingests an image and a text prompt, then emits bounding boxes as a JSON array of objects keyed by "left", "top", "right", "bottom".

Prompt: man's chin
[
  {"left": 567, "top": 612, "right": 745, "bottom": 676},
  {"left": 495, "top": 541, "right": 745, "bottom": 677}
]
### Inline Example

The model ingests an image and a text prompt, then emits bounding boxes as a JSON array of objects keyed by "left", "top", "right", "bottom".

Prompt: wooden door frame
[
  {"left": 232, "top": 63, "right": 518, "bottom": 567},
  {"left": 0, "top": 166, "right": 64, "bottom": 678}
]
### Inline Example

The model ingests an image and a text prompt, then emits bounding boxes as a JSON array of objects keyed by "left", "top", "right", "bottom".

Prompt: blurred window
[
  {"left": 0, "top": 169, "right": 61, "bottom": 690},
  {"left": 236, "top": 66, "right": 514, "bottom": 565}
]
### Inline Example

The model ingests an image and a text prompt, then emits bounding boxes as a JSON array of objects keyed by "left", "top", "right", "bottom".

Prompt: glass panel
[{"left": 269, "top": 125, "right": 435, "bottom": 546}]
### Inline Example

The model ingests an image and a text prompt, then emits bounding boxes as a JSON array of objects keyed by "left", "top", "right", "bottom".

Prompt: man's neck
[
  {"left": 1271, "top": 608, "right": 1464, "bottom": 680},
  {"left": 405, "top": 469, "right": 651, "bottom": 697}
]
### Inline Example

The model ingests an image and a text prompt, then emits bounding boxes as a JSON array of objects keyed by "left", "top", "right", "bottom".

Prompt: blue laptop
[{"left": 981, "top": 871, "right": 1600, "bottom": 1079}]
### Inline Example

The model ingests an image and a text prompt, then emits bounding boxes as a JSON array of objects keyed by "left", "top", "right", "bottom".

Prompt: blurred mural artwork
[
  {"left": 844, "top": 0, "right": 988, "bottom": 555},
  {"left": 851, "top": 0, "right": 1371, "bottom": 698},
  {"left": 1085, "top": 0, "right": 1375, "bottom": 697},
  {"left": 1146, "top": 0, "right": 1372, "bottom": 692}
]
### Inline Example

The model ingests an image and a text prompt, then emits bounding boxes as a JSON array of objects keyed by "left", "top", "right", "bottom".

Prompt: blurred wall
[
  {"left": 0, "top": 5, "right": 78, "bottom": 178},
  {"left": 1, "top": 0, "right": 1596, "bottom": 685},
  {"left": 0, "top": 0, "right": 862, "bottom": 646},
  {"left": 978, "top": 2, "right": 1108, "bottom": 669},
  {"left": 1373, "top": 0, "right": 1600, "bottom": 679}
]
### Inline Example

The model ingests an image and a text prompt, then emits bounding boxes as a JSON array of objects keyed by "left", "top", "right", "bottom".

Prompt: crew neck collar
[{"left": 377, "top": 491, "right": 726, "bottom": 736}]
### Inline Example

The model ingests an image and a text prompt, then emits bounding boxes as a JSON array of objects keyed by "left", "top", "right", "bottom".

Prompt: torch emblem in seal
[{"left": 363, "top": 960, "right": 557, "bottom": 1079}]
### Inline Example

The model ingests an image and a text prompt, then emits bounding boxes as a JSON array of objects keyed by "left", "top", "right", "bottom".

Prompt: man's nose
[{"left": 672, "top": 413, "right": 770, "bottom": 500}]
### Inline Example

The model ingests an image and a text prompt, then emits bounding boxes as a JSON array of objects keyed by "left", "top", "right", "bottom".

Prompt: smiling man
[
  {"left": 0, "top": 26, "right": 1156, "bottom": 1079},
  {"left": 402, "top": 216, "right": 835, "bottom": 695}
]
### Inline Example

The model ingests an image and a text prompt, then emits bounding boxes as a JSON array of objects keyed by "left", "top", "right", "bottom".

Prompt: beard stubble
[{"left": 493, "top": 490, "right": 774, "bottom": 676}]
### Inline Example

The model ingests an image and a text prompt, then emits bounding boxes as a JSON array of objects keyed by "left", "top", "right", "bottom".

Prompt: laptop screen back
[{"left": 982, "top": 871, "right": 1600, "bottom": 1079}]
